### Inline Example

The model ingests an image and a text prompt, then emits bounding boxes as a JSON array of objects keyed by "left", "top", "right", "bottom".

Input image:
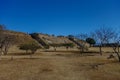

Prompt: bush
[
  {"left": 19, "top": 41, "right": 41, "bottom": 54},
  {"left": 86, "top": 38, "right": 96, "bottom": 47}
]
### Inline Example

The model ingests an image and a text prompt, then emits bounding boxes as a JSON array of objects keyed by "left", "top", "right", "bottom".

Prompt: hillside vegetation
[{"left": 2, "top": 30, "right": 37, "bottom": 44}]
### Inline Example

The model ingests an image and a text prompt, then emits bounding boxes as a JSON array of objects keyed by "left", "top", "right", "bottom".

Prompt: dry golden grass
[
  {"left": 0, "top": 49, "right": 120, "bottom": 80},
  {"left": 89, "top": 47, "right": 114, "bottom": 53}
]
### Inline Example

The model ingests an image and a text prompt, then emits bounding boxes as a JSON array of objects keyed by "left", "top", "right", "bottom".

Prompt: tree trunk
[
  {"left": 113, "top": 47, "right": 120, "bottom": 62},
  {"left": 116, "top": 52, "right": 120, "bottom": 62},
  {"left": 118, "top": 57, "right": 120, "bottom": 62},
  {"left": 54, "top": 47, "right": 56, "bottom": 51},
  {"left": 66, "top": 46, "right": 69, "bottom": 50},
  {"left": 116, "top": 45, "right": 120, "bottom": 62},
  {"left": 99, "top": 45, "right": 102, "bottom": 55},
  {"left": 118, "top": 46, "right": 119, "bottom": 53},
  {"left": 31, "top": 51, "right": 35, "bottom": 54},
  {"left": 4, "top": 47, "right": 8, "bottom": 55},
  {"left": 80, "top": 47, "right": 84, "bottom": 55},
  {"left": 26, "top": 50, "right": 28, "bottom": 54}
]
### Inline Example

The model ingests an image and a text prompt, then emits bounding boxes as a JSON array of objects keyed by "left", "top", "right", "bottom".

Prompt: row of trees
[
  {"left": 75, "top": 27, "right": 120, "bottom": 62},
  {"left": 94, "top": 27, "right": 120, "bottom": 61},
  {"left": 17, "top": 27, "right": 120, "bottom": 62}
]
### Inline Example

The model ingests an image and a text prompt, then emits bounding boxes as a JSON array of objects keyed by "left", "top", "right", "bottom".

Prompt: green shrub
[
  {"left": 86, "top": 38, "right": 96, "bottom": 47},
  {"left": 19, "top": 41, "right": 41, "bottom": 54}
]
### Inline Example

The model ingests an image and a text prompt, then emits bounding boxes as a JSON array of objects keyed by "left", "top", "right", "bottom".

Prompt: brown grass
[{"left": 0, "top": 49, "right": 120, "bottom": 80}]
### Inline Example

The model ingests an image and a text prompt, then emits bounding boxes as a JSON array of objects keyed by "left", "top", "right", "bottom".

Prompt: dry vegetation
[
  {"left": 0, "top": 48, "right": 120, "bottom": 80},
  {"left": 3, "top": 30, "right": 37, "bottom": 44},
  {"left": 0, "top": 28, "right": 120, "bottom": 80}
]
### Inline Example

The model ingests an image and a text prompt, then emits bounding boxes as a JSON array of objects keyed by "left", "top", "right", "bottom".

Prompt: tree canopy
[{"left": 86, "top": 38, "right": 96, "bottom": 47}]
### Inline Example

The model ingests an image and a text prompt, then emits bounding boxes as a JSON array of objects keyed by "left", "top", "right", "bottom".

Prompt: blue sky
[{"left": 0, "top": 0, "right": 120, "bottom": 35}]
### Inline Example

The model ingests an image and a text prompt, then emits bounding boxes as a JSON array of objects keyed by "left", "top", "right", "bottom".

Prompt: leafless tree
[
  {"left": 95, "top": 27, "right": 115, "bottom": 55},
  {"left": 76, "top": 33, "right": 89, "bottom": 53},
  {"left": 94, "top": 27, "right": 116, "bottom": 55},
  {"left": 0, "top": 25, "right": 16, "bottom": 55},
  {"left": 0, "top": 35, "right": 16, "bottom": 55},
  {"left": 88, "top": 27, "right": 120, "bottom": 62},
  {"left": 76, "top": 33, "right": 88, "bottom": 40},
  {"left": 109, "top": 32, "right": 120, "bottom": 62}
]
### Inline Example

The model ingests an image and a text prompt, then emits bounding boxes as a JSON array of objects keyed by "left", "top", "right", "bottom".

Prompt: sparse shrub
[{"left": 19, "top": 41, "right": 41, "bottom": 54}]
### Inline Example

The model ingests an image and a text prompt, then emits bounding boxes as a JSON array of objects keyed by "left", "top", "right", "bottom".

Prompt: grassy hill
[
  {"left": 0, "top": 30, "right": 90, "bottom": 53},
  {"left": 2, "top": 30, "right": 37, "bottom": 44}
]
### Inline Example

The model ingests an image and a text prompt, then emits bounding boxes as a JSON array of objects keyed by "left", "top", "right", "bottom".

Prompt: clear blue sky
[{"left": 0, "top": 0, "right": 120, "bottom": 35}]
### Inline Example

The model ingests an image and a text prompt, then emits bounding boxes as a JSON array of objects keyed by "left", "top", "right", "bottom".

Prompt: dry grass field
[{"left": 0, "top": 47, "right": 120, "bottom": 80}]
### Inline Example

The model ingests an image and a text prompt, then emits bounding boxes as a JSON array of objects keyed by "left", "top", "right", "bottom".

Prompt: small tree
[
  {"left": 0, "top": 25, "right": 16, "bottom": 55},
  {"left": 76, "top": 33, "right": 88, "bottom": 53},
  {"left": 1, "top": 35, "right": 16, "bottom": 55},
  {"left": 19, "top": 41, "right": 41, "bottom": 54},
  {"left": 29, "top": 42, "right": 41, "bottom": 54},
  {"left": 19, "top": 43, "right": 30, "bottom": 53},
  {"left": 109, "top": 32, "right": 120, "bottom": 62},
  {"left": 86, "top": 38, "right": 96, "bottom": 47},
  {"left": 94, "top": 27, "right": 115, "bottom": 55}
]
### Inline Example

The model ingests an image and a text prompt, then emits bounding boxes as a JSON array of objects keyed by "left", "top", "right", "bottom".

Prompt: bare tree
[
  {"left": 109, "top": 32, "right": 120, "bottom": 62},
  {"left": 94, "top": 27, "right": 115, "bottom": 55},
  {"left": 91, "top": 27, "right": 120, "bottom": 61},
  {"left": 0, "top": 24, "right": 6, "bottom": 55},
  {"left": 76, "top": 33, "right": 88, "bottom": 40},
  {"left": 0, "top": 25, "right": 16, "bottom": 55},
  {"left": 0, "top": 35, "right": 16, "bottom": 55},
  {"left": 75, "top": 33, "right": 89, "bottom": 53}
]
